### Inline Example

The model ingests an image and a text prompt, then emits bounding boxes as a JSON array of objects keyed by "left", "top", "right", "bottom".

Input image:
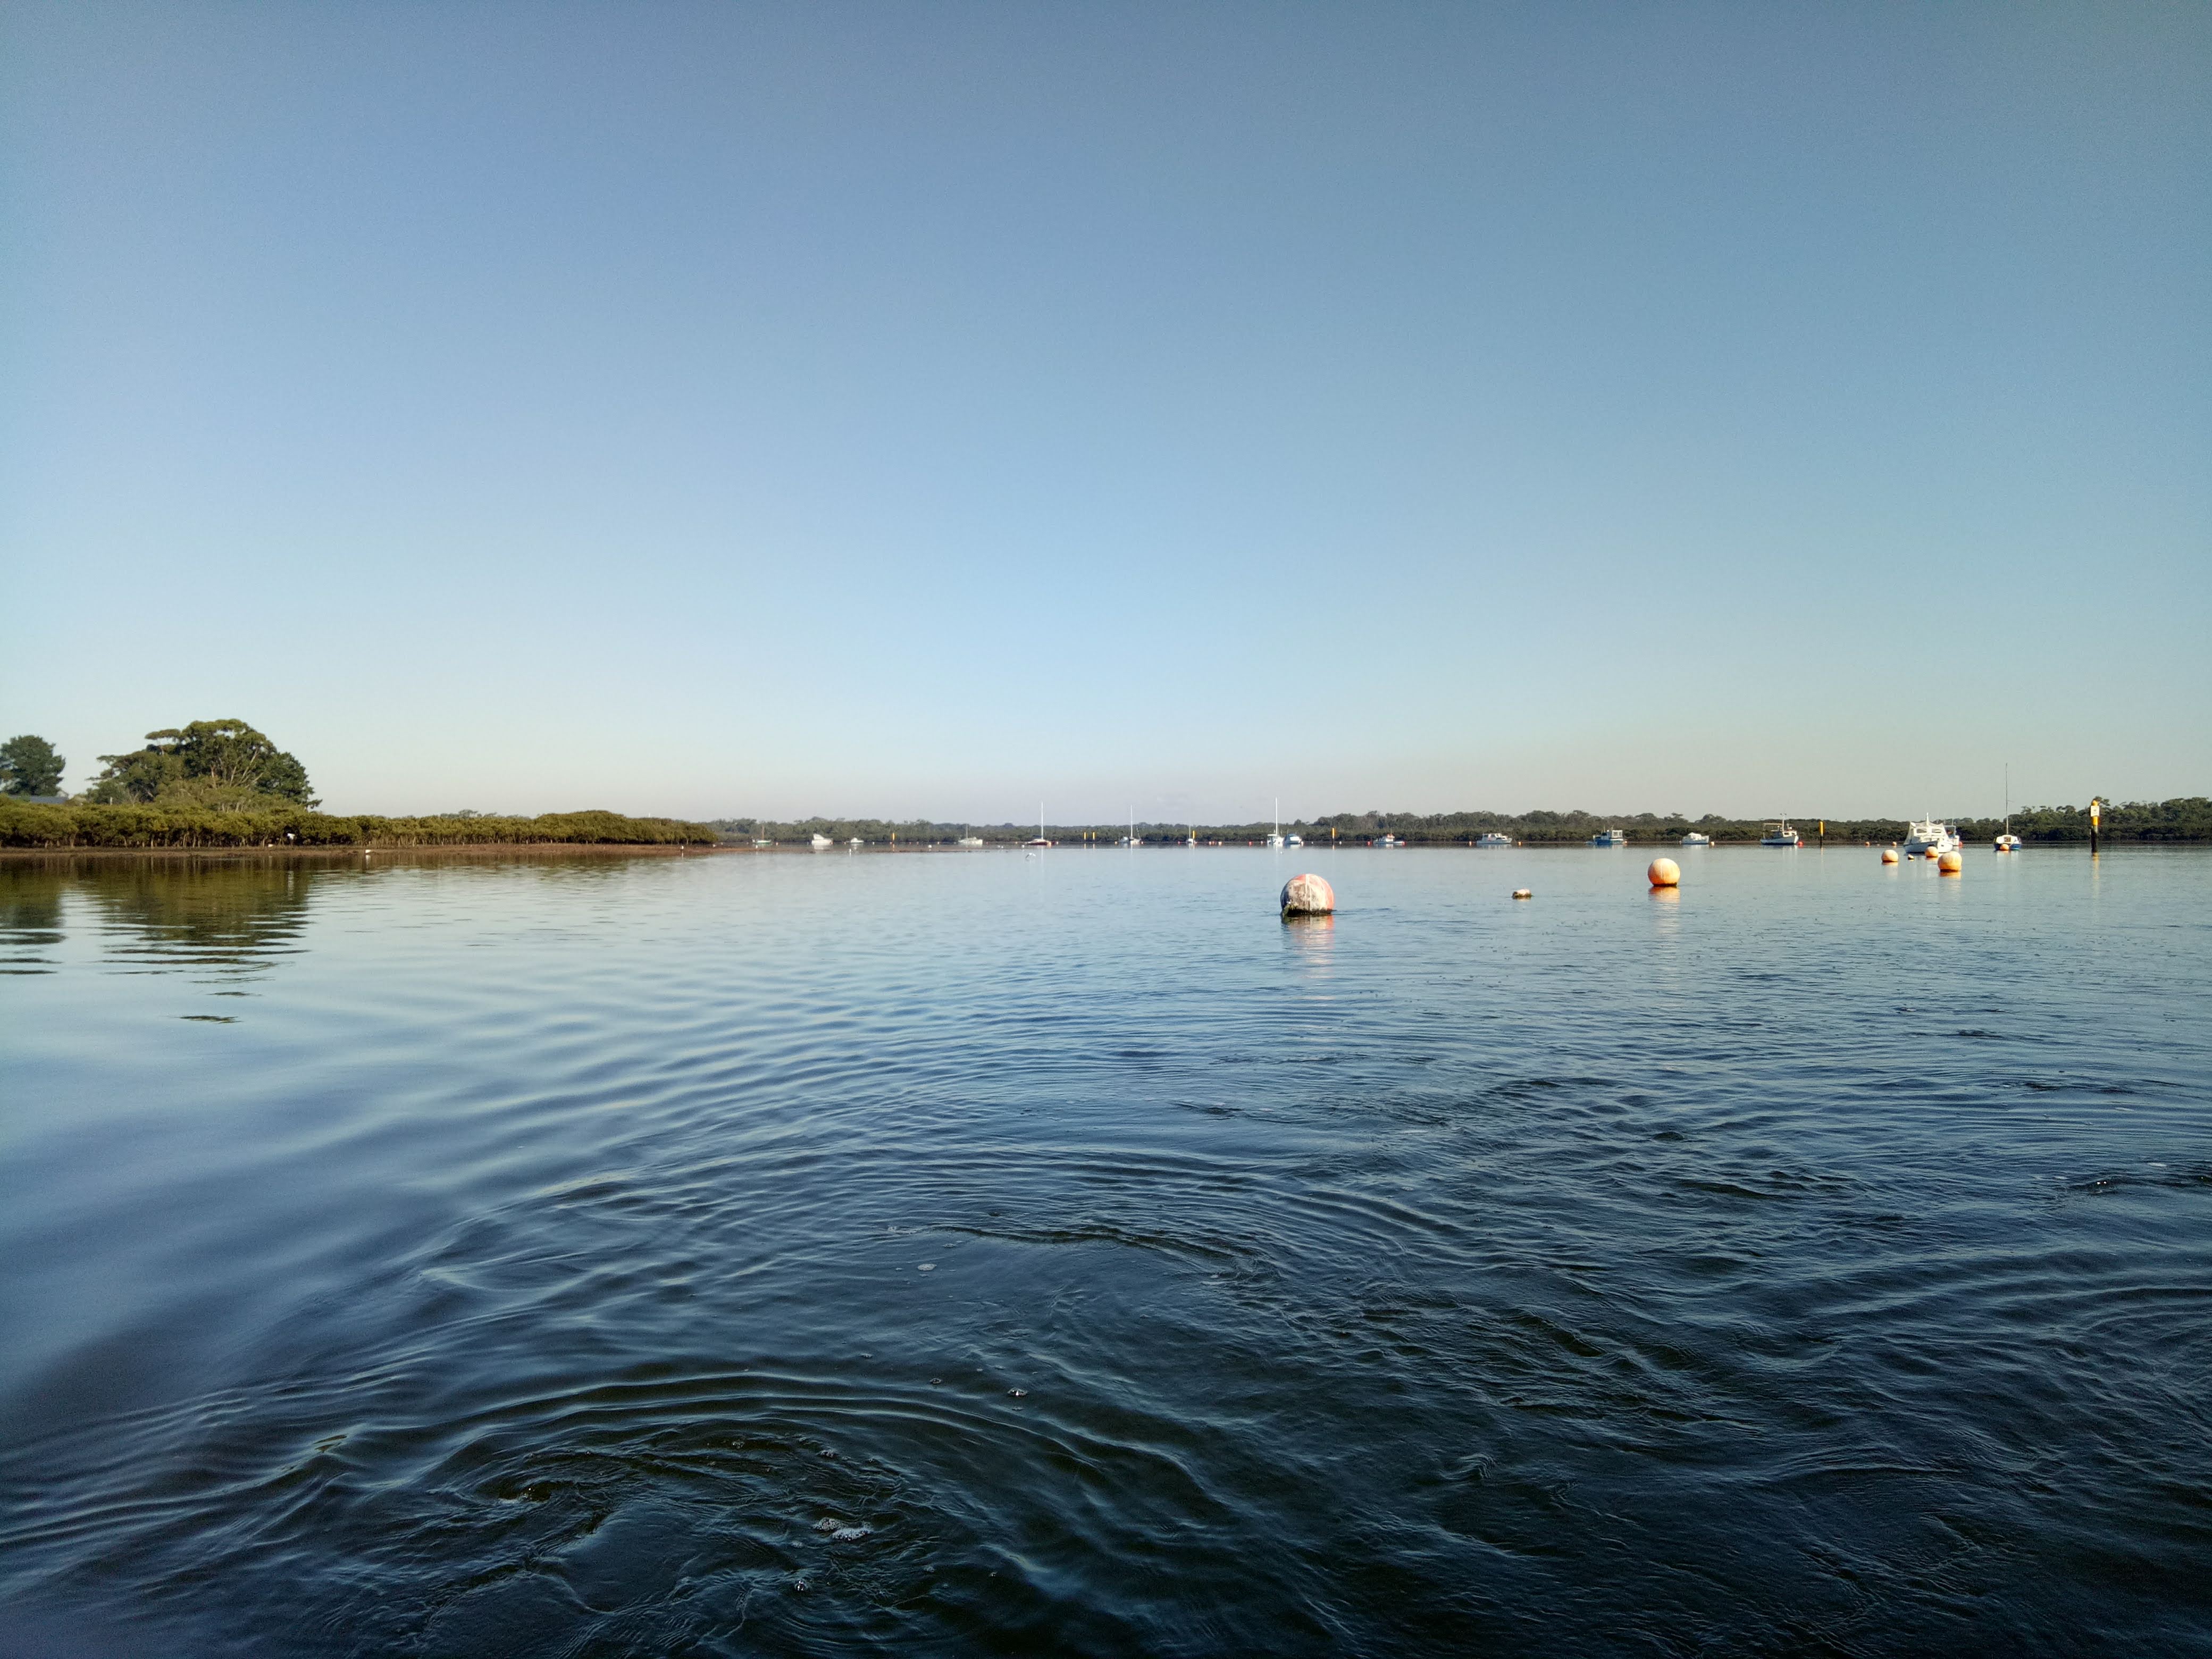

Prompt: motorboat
[
  {"left": 1901, "top": 819, "right": 1959, "bottom": 857},
  {"left": 810, "top": 833, "right": 833, "bottom": 851},
  {"left": 1477, "top": 832, "right": 1512, "bottom": 848},
  {"left": 1680, "top": 831, "right": 1713, "bottom": 847},
  {"left": 1589, "top": 828, "right": 1628, "bottom": 847},
  {"left": 1995, "top": 833, "right": 2023, "bottom": 852},
  {"left": 1284, "top": 833, "right": 1303, "bottom": 848},
  {"left": 1376, "top": 834, "right": 1403, "bottom": 848},
  {"left": 1759, "top": 821, "right": 1802, "bottom": 848}
]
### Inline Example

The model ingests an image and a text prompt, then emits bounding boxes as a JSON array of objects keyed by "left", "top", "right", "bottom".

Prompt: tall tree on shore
[
  {"left": 0, "top": 734, "right": 65, "bottom": 796},
  {"left": 88, "top": 719, "right": 317, "bottom": 809}
]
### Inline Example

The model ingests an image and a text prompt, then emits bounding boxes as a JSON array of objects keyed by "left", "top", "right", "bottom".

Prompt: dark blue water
[{"left": 2, "top": 846, "right": 2208, "bottom": 1656}]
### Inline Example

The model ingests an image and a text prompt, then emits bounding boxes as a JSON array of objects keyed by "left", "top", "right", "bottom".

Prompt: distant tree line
[
  {"left": 0, "top": 715, "right": 718, "bottom": 848},
  {"left": 0, "top": 802, "right": 719, "bottom": 850},
  {"left": 711, "top": 799, "right": 2212, "bottom": 847}
]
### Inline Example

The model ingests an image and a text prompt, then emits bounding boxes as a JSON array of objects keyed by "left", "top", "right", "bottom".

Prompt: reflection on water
[
  {"left": 1, "top": 848, "right": 2208, "bottom": 1657},
  {"left": 78, "top": 858, "right": 319, "bottom": 981},
  {"left": 1279, "top": 910, "right": 1337, "bottom": 975},
  {"left": 0, "top": 865, "right": 64, "bottom": 974}
]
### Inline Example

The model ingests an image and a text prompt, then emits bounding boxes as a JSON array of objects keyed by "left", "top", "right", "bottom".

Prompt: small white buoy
[
  {"left": 1280, "top": 873, "right": 1335, "bottom": 916},
  {"left": 1512, "top": 889, "right": 1532, "bottom": 900},
  {"left": 1647, "top": 857, "right": 1680, "bottom": 889}
]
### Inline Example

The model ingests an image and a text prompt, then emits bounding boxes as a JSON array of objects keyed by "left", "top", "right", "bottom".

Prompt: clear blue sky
[{"left": 4, "top": 2, "right": 2205, "bottom": 822}]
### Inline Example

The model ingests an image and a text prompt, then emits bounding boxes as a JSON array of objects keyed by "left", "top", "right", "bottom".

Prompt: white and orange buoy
[
  {"left": 1280, "top": 872, "right": 1335, "bottom": 916},
  {"left": 1881, "top": 847, "right": 1899, "bottom": 864},
  {"left": 1647, "top": 857, "right": 1680, "bottom": 889},
  {"left": 1938, "top": 850, "right": 1963, "bottom": 875}
]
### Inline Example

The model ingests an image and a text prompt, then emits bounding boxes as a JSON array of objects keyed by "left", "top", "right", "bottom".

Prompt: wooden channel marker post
[{"left": 2090, "top": 797, "right": 2101, "bottom": 857}]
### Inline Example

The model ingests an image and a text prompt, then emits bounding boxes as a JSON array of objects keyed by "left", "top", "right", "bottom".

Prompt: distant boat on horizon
[
  {"left": 1680, "top": 831, "right": 1713, "bottom": 847},
  {"left": 1590, "top": 828, "right": 1628, "bottom": 847},
  {"left": 1759, "top": 821, "right": 1802, "bottom": 848},
  {"left": 810, "top": 833, "right": 833, "bottom": 851},
  {"left": 1477, "top": 832, "right": 1512, "bottom": 849}
]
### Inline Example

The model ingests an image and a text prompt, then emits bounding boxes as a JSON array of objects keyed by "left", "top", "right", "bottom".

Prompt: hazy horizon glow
[{"left": 4, "top": 3, "right": 2206, "bottom": 823}]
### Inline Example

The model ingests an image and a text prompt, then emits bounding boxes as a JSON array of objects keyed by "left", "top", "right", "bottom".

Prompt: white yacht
[
  {"left": 1759, "top": 821, "right": 1801, "bottom": 848},
  {"left": 1266, "top": 799, "right": 1285, "bottom": 849},
  {"left": 1376, "top": 834, "right": 1404, "bottom": 848},
  {"left": 1680, "top": 831, "right": 1713, "bottom": 847},
  {"left": 1901, "top": 819, "right": 1959, "bottom": 857},
  {"left": 809, "top": 833, "right": 833, "bottom": 851},
  {"left": 1284, "top": 833, "right": 1303, "bottom": 848},
  {"left": 1477, "top": 832, "right": 1512, "bottom": 848}
]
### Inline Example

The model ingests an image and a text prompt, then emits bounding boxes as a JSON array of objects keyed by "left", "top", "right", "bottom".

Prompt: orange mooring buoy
[
  {"left": 1280, "top": 873, "right": 1335, "bottom": 916},
  {"left": 1647, "top": 857, "right": 1680, "bottom": 889},
  {"left": 1881, "top": 848, "right": 1899, "bottom": 864},
  {"left": 1938, "top": 850, "right": 1963, "bottom": 875}
]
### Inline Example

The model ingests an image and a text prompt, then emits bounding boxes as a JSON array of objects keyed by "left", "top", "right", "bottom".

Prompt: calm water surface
[{"left": 2, "top": 847, "right": 2208, "bottom": 1656}]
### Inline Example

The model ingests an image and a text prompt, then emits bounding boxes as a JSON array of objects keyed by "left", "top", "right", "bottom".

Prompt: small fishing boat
[
  {"left": 1589, "top": 828, "right": 1628, "bottom": 847},
  {"left": 1680, "top": 831, "right": 1712, "bottom": 847},
  {"left": 1284, "top": 833, "right": 1303, "bottom": 848},
  {"left": 810, "top": 833, "right": 833, "bottom": 851},
  {"left": 1477, "top": 832, "right": 1512, "bottom": 848},
  {"left": 1376, "top": 834, "right": 1403, "bottom": 848},
  {"left": 1901, "top": 818, "right": 1959, "bottom": 857},
  {"left": 1759, "top": 821, "right": 1802, "bottom": 848}
]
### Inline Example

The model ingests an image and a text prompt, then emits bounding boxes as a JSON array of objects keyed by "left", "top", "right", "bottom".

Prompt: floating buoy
[
  {"left": 1938, "top": 850, "right": 1963, "bottom": 875},
  {"left": 1647, "top": 857, "right": 1680, "bottom": 889},
  {"left": 1280, "top": 872, "right": 1335, "bottom": 916},
  {"left": 1881, "top": 848, "right": 1899, "bottom": 864},
  {"left": 1512, "top": 889, "right": 1532, "bottom": 900}
]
